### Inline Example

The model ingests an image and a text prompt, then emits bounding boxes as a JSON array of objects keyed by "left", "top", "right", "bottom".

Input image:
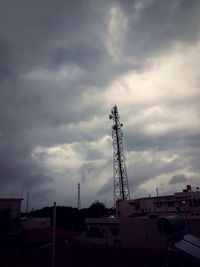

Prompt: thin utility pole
[
  {"left": 78, "top": 183, "right": 81, "bottom": 210},
  {"left": 26, "top": 192, "right": 29, "bottom": 216},
  {"left": 52, "top": 202, "right": 56, "bottom": 267}
]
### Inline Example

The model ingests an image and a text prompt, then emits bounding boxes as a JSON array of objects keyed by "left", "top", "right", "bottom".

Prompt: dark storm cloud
[
  {"left": 0, "top": 0, "right": 113, "bottom": 136},
  {"left": 0, "top": 41, "right": 12, "bottom": 81},
  {"left": 169, "top": 174, "right": 187, "bottom": 184},
  {"left": 0, "top": 0, "right": 115, "bottom": 204},
  {"left": 0, "top": 134, "right": 53, "bottom": 196},
  {"left": 0, "top": 0, "right": 112, "bottom": 77},
  {"left": 125, "top": 130, "right": 200, "bottom": 153},
  {"left": 119, "top": 0, "right": 200, "bottom": 60},
  {"left": 53, "top": 42, "right": 108, "bottom": 70}
]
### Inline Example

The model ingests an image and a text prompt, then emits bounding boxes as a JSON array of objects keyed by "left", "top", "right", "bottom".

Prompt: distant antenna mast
[
  {"left": 77, "top": 183, "right": 81, "bottom": 210},
  {"left": 109, "top": 105, "right": 130, "bottom": 205}
]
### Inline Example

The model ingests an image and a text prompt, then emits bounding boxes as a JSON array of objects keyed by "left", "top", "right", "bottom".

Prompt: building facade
[
  {"left": 0, "top": 198, "right": 23, "bottom": 219},
  {"left": 84, "top": 188, "right": 200, "bottom": 248},
  {"left": 117, "top": 188, "right": 200, "bottom": 218}
]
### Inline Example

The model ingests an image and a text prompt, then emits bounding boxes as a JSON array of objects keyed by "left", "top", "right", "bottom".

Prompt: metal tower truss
[{"left": 109, "top": 105, "right": 130, "bottom": 205}]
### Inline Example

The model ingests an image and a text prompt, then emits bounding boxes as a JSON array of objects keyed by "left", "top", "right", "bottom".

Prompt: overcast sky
[{"left": 0, "top": 0, "right": 200, "bottom": 209}]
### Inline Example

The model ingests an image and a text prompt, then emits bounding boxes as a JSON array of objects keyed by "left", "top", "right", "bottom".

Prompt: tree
[{"left": 88, "top": 201, "right": 107, "bottom": 217}]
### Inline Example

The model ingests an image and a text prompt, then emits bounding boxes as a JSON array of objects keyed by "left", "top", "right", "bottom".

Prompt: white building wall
[{"left": 117, "top": 190, "right": 200, "bottom": 218}]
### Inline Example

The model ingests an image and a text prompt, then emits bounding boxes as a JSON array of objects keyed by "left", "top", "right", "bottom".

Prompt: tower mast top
[{"left": 109, "top": 105, "right": 130, "bottom": 206}]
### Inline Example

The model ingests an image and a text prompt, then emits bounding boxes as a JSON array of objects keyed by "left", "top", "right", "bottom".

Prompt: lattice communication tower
[{"left": 109, "top": 105, "right": 130, "bottom": 205}]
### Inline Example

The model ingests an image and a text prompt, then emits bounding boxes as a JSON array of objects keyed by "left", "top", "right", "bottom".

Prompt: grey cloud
[
  {"left": 84, "top": 149, "right": 104, "bottom": 161},
  {"left": 53, "top": 42, "right": 109, "bottom": 70},
  {"left": 79, "top": 162, "right": 97, "bottom": 182},
  {"left": 97, "top": 179, "right": 113, "bottom": 195},
  {"left": 74, "top": 143, "right": 104, "bottom": 161},
  {"left": 29, "top": 188, "right": 56, "bottom": 209},
  {"left": 128, "top": 157, "right": 183, "bottom": 188},
  {"left": 169, "top": 174, "right": 187, "bottom": 184},
  {"left": 0, "top": 0, "right": 113, "bottom": 78},
  {"left": 0, "top": 136, "right": 53, "bottom": 192},
  {"left": 125, "top": 129, "right": 200, "bottom": 154},
  {"left": 119, "top": 0, "right": 200, "bottom": 61},
  {"left": 97, "top": 156, "right": 182, "bottom": 197},
  {"left": 78, "top": 158, "right": 112, "bottom": 184},
  {"left": 124, "top": 131, "right": 200, "bottom": 190}
]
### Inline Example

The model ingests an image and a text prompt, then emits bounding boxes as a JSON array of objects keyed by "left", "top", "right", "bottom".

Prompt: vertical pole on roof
[
  {"left": 26, "top": 192, "right": 29, "bottom": 217},
  {"left": 78, "top": 183, "right": 81, "bottom": 210},
  {"left": 52, "top": 202, "right": 56, "bottom": 267},
  {"left": 156, "top": 188, "right": 159, "bottom": 197}
]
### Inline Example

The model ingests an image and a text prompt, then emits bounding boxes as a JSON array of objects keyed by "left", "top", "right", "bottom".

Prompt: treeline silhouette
[{"left": 27, "top": 201, "right": 115, "bottom": 232}]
